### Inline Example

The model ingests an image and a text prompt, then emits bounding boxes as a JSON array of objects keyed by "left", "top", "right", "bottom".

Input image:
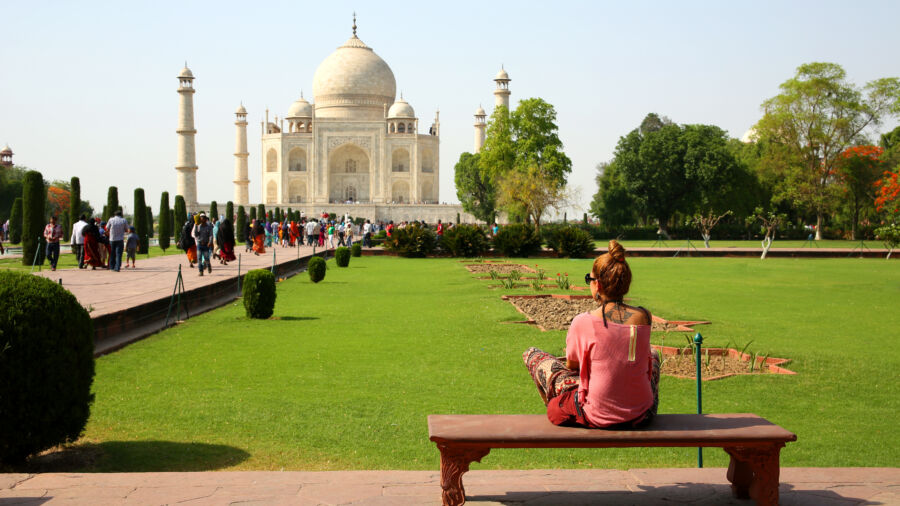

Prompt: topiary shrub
[
  {"left": 442, "top": 224, "right": 490, "bottom": 257},
  {"left": 492, "top": 224, "right": 542, "bottom": 257},
  {"left": 384, "top": 224, "right": 437, "bottom": 257},
  {"left": 351, "top": 243, "right": 362, "bottom": 257},
  {"left": 335, "top": 246, "right": 350, "bottom": 267},
  {"left": 308, "top": 256, "right": 326, "bottom": 283},
  {"left": 0, "top": 271, "right": 94, "bottom": 465},
  {"left": 545, "top": 225, "right": 596, "bottom": 258},
  {"left": 242, "top": 269, "right": 277, "bottom": 319}
]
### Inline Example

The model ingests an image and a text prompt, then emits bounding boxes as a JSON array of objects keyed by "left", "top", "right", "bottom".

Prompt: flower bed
[{"left": 654, "top": 345, "right": 795, "bottom": 380}]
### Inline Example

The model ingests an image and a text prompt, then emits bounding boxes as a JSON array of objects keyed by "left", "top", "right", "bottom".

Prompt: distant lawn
[
  {"left": 0, "top": 245, "right": 180, "bottom": 272},
  {"left": 595, "top": 239, "right": 888, "bottom": 249},
  {"left": 68, "top": 256, "right": 899, "bottom": 472}
]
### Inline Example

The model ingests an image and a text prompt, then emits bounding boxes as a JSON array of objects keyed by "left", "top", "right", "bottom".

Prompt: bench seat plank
[{"left": 429, "top": 413, "right": 796, "bottom": 447}]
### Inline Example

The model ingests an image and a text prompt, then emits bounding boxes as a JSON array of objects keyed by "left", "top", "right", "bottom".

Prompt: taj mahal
[{"left": 174, "top": 16, "right": 514, "bottom": 223}]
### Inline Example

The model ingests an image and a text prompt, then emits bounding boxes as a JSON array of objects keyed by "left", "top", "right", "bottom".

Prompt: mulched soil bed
[
  {"left": 655, "top": 346, "right": 795, "bottom": 380},
  {"left": 465, "top": 263, "right": 534, "bottom": 274},
  {"left": 505, "top": 296, "right": 687, "bottom": 332}
]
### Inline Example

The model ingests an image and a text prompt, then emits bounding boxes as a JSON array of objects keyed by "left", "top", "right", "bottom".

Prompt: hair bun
[{"left": 608, "top": 240, "right": 626, "bottom": 263}]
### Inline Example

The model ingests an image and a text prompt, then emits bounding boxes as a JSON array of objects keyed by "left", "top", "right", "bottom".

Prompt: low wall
[{"left": 188, "top": 203, "right": 478, "bottom": 224}]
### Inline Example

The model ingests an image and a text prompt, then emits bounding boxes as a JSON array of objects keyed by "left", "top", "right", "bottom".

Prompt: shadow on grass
[
  {"left": 9, "top": 441, "right": 250, "bottom": 473},
  {"left": 275, "top": 316, "right": 319, "bottom": 321}
]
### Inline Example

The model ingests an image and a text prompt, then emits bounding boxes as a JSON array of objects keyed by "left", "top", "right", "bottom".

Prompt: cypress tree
[
  {"left": 236, "top": 205, "right": 247, "bottom": 243},
  {"left": 210, "top": 201, "right": 218, "bottom": 220},
  {"left": 146, "top": 206, "right": 153, "bottom": 238},
  {"left": 69, "top": 177, "right": 81, "bottom": 230},
  {"left": 249, "top": 206, "right": 257, "bottom": 222},
  {"left": 174, "top": 195, "right": 186, "bottom": 246},
  {"left": 274, "top": 207, "right": 281, "bottom": 222},
  {"left": 257, "top": 204, "right": 266, "bottom": 222},
  {"left": 583, "top": 212, "right": 588, "bottom": 224},
  {"left": 159, "top": 192, "right": 170, "bottom": 251},
  {"left": 225, "top": 201, "right": 234, "bottom": 223},
  {"left": 134, "top": 188, "right": 148, "bottom": 254},
  {"left": 105, "top": 186, "right": 118, "bottom": 221},
  {"left": 9, "top": 198, "right": 22, "bottom": 244},
  {"left": 21, "top": 171, "right": 46, "bottom": 266},
  {"left": 102, "top": 205, "right": 109, "bottom": 222}
]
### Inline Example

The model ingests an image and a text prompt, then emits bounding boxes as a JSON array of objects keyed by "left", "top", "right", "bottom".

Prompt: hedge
[{"left": 242, "top": 269, "right": 277, "bottom": 319}]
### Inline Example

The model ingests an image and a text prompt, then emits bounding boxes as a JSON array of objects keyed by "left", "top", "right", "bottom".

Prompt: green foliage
[
  {"left": 335, "top": 246, "right": 351, "bottom": 267},
  {"left": 555, "top": 272, "right": 570, "bottom": 290},
  {"left": 105, "top": 187, "right": 118, "bottom": 222},
  {"left": 236, "top": 206, "right": 247, "bottom": 243},
  {"left": 249, "top": 206, "right": 257, "bottom": 222},
  {"left": 257, "top": 204, "right": 266, "bottom": 222},
  {"left": 454, "top": 152, "right": 497, "bottom": 224},
  {"left": 875, "top": 223, "right": 900, "bottom": 250},
  {"left": 242, "top": 269, "right": 277, "bottom": 319},
  {"left": 307, "top": 256, "right": 326, "bottom": 283},
  {"left": 69, "top": 177, "right": 81, "bottom": 232},
  {"left": 209, "top": 201, "right": 218, "bottom": 220},
  {"left": 0, "top": 271, "right": 94, "bottom": 464},
  {"left": 21, "top": 171, "right": 45, "bottom": 266},
  {"left": 441, "top": 224, "right": 490, "bottom": 257},
  {"left": 8, "top": 197, "right": 22, "bottom": 243},
  {"left": 133, "top": 188, "right": 148, "bottom": 254},
  {"left": 510, "top": 97, "right": 572, "bottom": 186},
  {"left": 158, "top": 192, "right": 170, "bottom": 251},
  {"left": 351, "top": 243, "right": 362, "bottom": 257},
  {"left": 492, "top": 223, "right": 542, "bottom": 257},
  {"left": 384, "top": 224, "right": 437, "bottom": 257},
  {"left": 225, "top": 202, "right": 234, "bottom": 223},
  {"left": 544, "top": 225, "right": 595, "bottom": 258},
  {"left": 146, "top": 206, "right": 153, "bottom": 238},
  {"left": 173, "top": 195, "right": 187, "bottom": 246}
]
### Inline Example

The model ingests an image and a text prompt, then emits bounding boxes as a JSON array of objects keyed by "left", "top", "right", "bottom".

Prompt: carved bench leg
[
  {"left": 437, "top": 443, "right": 490, "bottom": 506},
  {"left": 724, "top": 444, "right": 784, "bottom": 506}
]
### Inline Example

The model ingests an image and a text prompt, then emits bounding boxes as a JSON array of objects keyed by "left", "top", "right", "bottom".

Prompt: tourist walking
[
  {"left": 125, "top": 226, "right": 138, "bottom": 268},
  {"left": 180, "top": 215, "right": 197, "bottom": 268},
  {"left": 70, "top": 214, "right": 88, "bottom": 268},
  {"left": 193, "top": 212, "right": 214, "bottom": 275},
  {"left": 216, "top": 218, "right": 236, "bottom": 264},
  {"left": 363, "top": 220, "right": 372, "bottom": 247},
  {"left": 305, "top": 219, "right": 317, "bottom": 247},
  {"left": 251, "top": 219, "right": 267, "bottom": 255},
  {"left": 345, "top": 221, "right": 354, "bottom": 246},
  {"left": 43, "top": 215, "right": 63, "bottom": 271},
  {"left": 81, "top": 219, "right": 106, "bottom": 269},
  {"left": 106, "top": 210, "right": 129, "bottom": 272}
]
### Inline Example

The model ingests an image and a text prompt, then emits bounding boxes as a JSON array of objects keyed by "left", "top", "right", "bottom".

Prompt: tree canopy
[{"left": 453, "top": 152, "right": 497, "bottom": 224}]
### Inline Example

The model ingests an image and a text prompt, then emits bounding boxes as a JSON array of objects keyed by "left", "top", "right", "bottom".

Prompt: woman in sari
[
  {"left": 82, "top": 219, "right": 107, "bottom": 269},
  {"left": 181, "top": 215, "right": 197, "bottom": 267},
  {"left": 216, "top": 218, "right": 237, "bottom": 264},
  {"left": 290, "top": 220, "right": 300, "bottom": 247},
  {"left": 252, "top": 220, "right": 266, "bottom": 255}
]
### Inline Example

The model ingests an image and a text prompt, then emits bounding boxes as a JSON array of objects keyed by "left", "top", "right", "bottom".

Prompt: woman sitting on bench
[{"left": 524, "top": 240, "right": 660, "bottom": 428}]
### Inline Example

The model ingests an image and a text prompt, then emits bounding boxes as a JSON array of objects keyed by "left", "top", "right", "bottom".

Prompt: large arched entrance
[
  {"left": 328, "top": 144, "right": 370, "bottom": 203},
  {"left": 391, "top": 180, "right": 410, "bottom": 204}
]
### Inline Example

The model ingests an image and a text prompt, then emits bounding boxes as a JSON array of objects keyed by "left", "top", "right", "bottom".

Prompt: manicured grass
[
  {"left": 594, "top": 239, "right": 888, "bottom": 249},
  {"left": 76, "top": 256, "right": 899, "bottom": 471},
  {"left": 0, "top": 245, "right": 180, "bottom": 272}
]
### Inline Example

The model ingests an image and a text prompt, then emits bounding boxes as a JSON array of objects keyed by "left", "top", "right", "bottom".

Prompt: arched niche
[
  {"left": 391, "top": 180, "right": 410, "bottom": 204},
  {"left": 266, "top": 148, "right": 278, "bottom": 172},
  {"left": 289, "top": 179, "right": 307, "bottom": 203},
  {"left": 328, "top": 143, "right": 370, "bottom": 203},
  {"left": 288, "top": 147, "right": 307, "bottom": 171},
  {"left": 266, "top": 180, "right": 278, "bottom": 204},
  {"left": 420, "top": 181, "right": 434, "bottom": 203},
  {"left": 392, "top": 148, "right": 410, "bottom": 172}
]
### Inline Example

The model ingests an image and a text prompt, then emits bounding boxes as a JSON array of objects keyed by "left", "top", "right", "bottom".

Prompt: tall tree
[
  {"left": 257, "top": 204, "right": 266, "bottom": 222},
  {"left": 146, "top": 206, "right": 154, "bottom": 238},
  {"left": 754, "top": 62, "right": 900, "bottom": 239},
  {"left": 21, "top": 171, "right": 46, "bottom": 266},
  {"left": 225, "top": 201, "right": 234, "bottom": 223},
  {"left": 837, "top": 145, "right": 884, "bottom": 239},
  {"left": 479, "top": 105, "right": 515, "bottom": 180},
  {"left": 105, "top": 186, "right": 118, "bottom": 221},
  {"left": 510, "top": 98, "right": 572, "bottom": 187},
  {"left": 158, "top": 192, "right": 170, "bottom": 251},
  {"left": 249, "top": 205, "right": 257, "bottom": 222},
  {"left": 236, "top": 205, "right": 247, "bottom": 243},
  {"left": 133, "top": 189, "right": 148, "bottom": 254},
  {"left": 173, "top": 195, "right": 186, "bottom": 248},
  {"left": 69, "top": 177, "right": 81, "bottom": 231},
  {"left": 454, "top": 152, "right": 496, "bottom": 223},
  {"left": 496, "top": 165, "right": 568, "bottom": 231},
  {"left": 590, "top": 162, "right": 637, "bottom": 229},
  {"left": 209, "top": 201, "right": 218, "bottom": 220},
  {"left": 9, "top": 197, "right": 22, "bottom": 243}
]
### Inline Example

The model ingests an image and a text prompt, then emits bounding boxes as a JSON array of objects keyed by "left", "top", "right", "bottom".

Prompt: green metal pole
[
  {"left": 271, "top": 248, "right": 276, "bottom": 274},
  {"left": 237, "top": 254, "right": 242, "bottom": 294},
  {"left": 694, "top": 332, "right": 703, "bottom": 468}
]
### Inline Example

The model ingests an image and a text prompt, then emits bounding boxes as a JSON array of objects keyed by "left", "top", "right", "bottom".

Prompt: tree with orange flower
[{"left": 837, "top": 145, "right": 884, "bottom": 240}]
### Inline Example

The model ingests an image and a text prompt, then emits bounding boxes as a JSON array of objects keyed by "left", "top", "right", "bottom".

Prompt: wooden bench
[{"left": 428, "top": 413, "right": 796, "bottom": 506}]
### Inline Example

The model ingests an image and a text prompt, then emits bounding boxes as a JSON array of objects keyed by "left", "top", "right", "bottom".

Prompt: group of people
[
  {"left": 241, "top": 216, "right": 376, "bottom": 254},
  {"left": 178, "top": 212, "right": 236, "bottom": 276},
  {"left": 69, "top": 211, "right": 140, "bottom": 271}
]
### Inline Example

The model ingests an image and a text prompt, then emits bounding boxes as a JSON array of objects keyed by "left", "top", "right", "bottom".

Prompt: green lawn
[
  {"left": 595, "top": 239, "right": 888, "bottom": 249},
  {"left": 73, "top": 255, "right": 899, "bottom": 472},
  {"left": 0, "top": 245, "right": 180, "bottom": 272}
]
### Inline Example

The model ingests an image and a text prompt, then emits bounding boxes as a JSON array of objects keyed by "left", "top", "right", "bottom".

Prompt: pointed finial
[
  {"left": 400, "top": 91, "right": 404, "bottom": 100},
  {"left": 352, "top": 12, "right": 357, "bottom": 37},
  {"left": 300, "top": 89, "right": 304, "bottom": 99}
]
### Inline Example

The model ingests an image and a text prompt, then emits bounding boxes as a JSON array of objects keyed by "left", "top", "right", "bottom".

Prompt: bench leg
[
  {"left": 724, "top": 444, "right": 784, "bottom": 506},
  {"left": 436, "top": 443, "right": 490, "bottom": 506}
]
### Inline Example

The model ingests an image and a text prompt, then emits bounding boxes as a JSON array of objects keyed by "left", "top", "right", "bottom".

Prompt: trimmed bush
[
  {"left": 146, "top": 206, "right": 154, "bottom": 238},
  {"left": 257, "top": 204, "right": 266, "bottom": 223},
  {"left": 9, "top": 197, "right": 22, "bottom": 244},
  {"left": 384, "top": 224, "right": 437, "bottom": 258},
  {"left": 158, "top": 192, "right": 171, "bottom": 251},
  {"left": 545, "top": 225, "right": 596, "bottom": 258},
  {"left": 209, "top": 201, "right": 218, "bottom": 220},
  {"left": 226, "top": 201, "right": 234, "bottom": 223},
  {"left": 335, "top": 246, "right": 350, "bottom": 267},
  {"left": 236, "top": 206, "right": 247, "bottom": 243},
  {"left": 173, "top": 195, "right": 187, "bottom": 246},
  {"left": 242, "top": 269, "right": 276, "bottom": 319},
  {"left": 133, "top": 188, "right": 148, "bottom": 254},
  {"left": 492, "top": 224, "right": 542, "bottom": 257},
  {"left": 442, "top": 224, "right": 490, "bottom": 257},
  {"left": 308, "top": 256, "right": 326, "bottom": 283},
  {"left": 22, "top": 171, "right": 46, "bottom": 266},
  {"left": 0, "top": 271, "right": 94, "bottom": 464},
  {"left": 105, "top": 186, "right": 118, "bottom": 222},
  {"left": 351, "top": 243, "right": 362, "bottom": 257},
  {"left": 69, "top": 177, "right": 81, "bottom": 231},
  {"left": 371, "top": 229, "right": 387, "bottom": 247}
]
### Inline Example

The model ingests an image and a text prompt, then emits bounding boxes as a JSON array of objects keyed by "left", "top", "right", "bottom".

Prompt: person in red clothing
[{"left": 523, "top": 240, "right": 660, "bottom": 428}]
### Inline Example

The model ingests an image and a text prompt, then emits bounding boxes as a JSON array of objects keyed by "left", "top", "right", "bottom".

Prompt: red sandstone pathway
[
  {"left": 1, "top": 468, "right": 897, "bottom": 505},
  {"left": 33, "top": 245, "right": 322, "bottom": 318}
]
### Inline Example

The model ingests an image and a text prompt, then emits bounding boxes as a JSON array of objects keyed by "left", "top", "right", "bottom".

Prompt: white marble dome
[
  {"left": 179, "top": 66, "right": 194, "bottom": 79},
  {"left": 388, "top": 98, "right": 415, "bottom": 118},
  {"left": 495, "top": 67, "right": 509, "bottom": 81},
  {"left": 475, "top": 106, "right": 486, "bottom": 116},
  {"left": 312, "top": 34, "right": 396, "bottom": 119},
  {"left": 235, "top": 104, "right": 247, "bottom": 114},
  {"left": 287, "top": 96, "right": 312, "bottom": 118}
]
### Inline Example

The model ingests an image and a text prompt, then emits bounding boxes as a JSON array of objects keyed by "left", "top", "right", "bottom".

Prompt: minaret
[
  {"left": 493, "top": 66, "right": 511, "bottom": 110},
  {"left": 0, "top": 144, "right": 12, "bottom": 167},
  {"left": 175, "top": 64, "right": 198, "bottom": 206},
  {"left": 233, "top": 104, "right": 250, "bottom": 205},
  {"left": 473, "top": 105, "right": 486, "bottom": 153}
]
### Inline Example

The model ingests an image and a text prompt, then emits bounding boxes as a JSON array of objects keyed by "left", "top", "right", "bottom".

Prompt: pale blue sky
[{"left": 2, "top": 0, "right": 898, "bottom": 215}]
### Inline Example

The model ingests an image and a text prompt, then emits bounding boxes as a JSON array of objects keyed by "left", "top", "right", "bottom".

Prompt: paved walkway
[
  {"left": 1, "top": 468, "right": 897, "bottom": 505},
  {"left": 33, "top": 244, "right": 322, "bottom": 318}
]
